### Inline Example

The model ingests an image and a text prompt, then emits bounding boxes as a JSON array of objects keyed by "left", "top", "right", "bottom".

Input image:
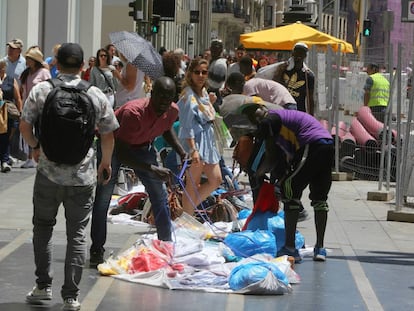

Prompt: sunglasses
[
  {"left": 193, "top": 70, "right": 208, "bottom": 76},
  {"left": 99, "top": 54, "right": 108, "bottom": 58}
]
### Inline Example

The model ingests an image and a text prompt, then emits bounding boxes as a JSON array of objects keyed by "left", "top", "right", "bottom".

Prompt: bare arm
[
  {"left": 19, "top": 119, "right": 40, "bottom": 161},
  {"left": 364, "top": 89, "right": 370, "bottom": 106},
  {"left": 363, "top": 77, "right": 372, "bottom": 107},
  {"left": 118, "top": 63, "right": 138, "bottom": 92},
  {"left": 98, "top": 132, "right": 115, "bottom": 185},
  {"left": 307, "top": 88, "right": 315, "bottom": 116},
  {"left": 13, "top": 79, "right": 23, "bottom": 111},
  {"left": 19, "top": 120, "right": 37, "bottom": 148},
  {"left": 186, "top": 137, "right": 200, "bottom": 164},
  {"left": 162, "top": 129, "right": 186, "bottom": 160}
]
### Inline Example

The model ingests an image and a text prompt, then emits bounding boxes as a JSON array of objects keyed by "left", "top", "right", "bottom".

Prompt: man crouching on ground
[{"left": 240, "top": 103, "right": 334, "bottom": 263}]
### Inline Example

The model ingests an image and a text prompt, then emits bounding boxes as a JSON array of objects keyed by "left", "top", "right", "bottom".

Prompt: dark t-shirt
[
  {"left": 282, "top": 68, "right": 315, "bottom": 112},
  {"left": 1, "top": 75, "right": 15, "bottom": 101}
]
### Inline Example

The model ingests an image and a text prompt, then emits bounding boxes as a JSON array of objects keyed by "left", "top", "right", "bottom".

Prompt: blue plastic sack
[
  {"left": 229, "top": 262, "right": 289, "bottom": 291},
  {"left": 224, "top": 230, "right": 276, "bottom": 257},
  {"left": 245, "top": 211, "right": 278, "bottom": 230},
  {"left": 267, "top": 213, "right": 305, "bottom": 251},
  {"left": 238, "top": 209, "right": 252, "bottom": 220}
]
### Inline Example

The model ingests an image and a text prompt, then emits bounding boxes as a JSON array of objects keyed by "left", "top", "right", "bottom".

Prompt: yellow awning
[{"left": 240, "top": 22, "right": 354, "bottom": 53}]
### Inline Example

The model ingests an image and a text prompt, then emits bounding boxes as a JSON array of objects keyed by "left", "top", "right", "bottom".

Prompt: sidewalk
[{"left": 0, "top": 167, "right": 413, "bottom": 311}]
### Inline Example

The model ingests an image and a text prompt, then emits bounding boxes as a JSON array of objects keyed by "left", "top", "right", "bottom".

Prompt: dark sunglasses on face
[
  {"left": 193, "top": 70, "right": 208, "bottom": 76},
  {"left": 99, "top": 54, "right": 108, "bottom": 58}
]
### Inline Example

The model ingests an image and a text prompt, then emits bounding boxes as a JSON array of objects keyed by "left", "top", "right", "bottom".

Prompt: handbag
[
  {"left": 0, "top": 102, "right": 7, "bottom": 134},
  {"left": 6, "top": 100, "right": 20, "bottom": 120},
  {"left": 212, "top": 114, "right": 232, "bottom": 155},
  {"left": 113, "top": 166, "right": 138, "bottom": 196},
  {"left": 145, "top": 184, "right": 183, "bottom": 225}
]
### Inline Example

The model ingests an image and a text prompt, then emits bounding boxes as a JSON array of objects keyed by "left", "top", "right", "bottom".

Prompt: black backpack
[{"left": 39, "top": 78, "right": 96, "bottom": 165}]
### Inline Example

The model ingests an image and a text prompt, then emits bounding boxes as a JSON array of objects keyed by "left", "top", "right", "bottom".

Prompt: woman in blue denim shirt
[{"left": 178, "top": 57, "right": 222, "bottom": 215}]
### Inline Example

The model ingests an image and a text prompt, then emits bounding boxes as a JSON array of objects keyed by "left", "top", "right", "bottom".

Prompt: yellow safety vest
[{"left": 368, "top": 73, "right": 390, "bottom": 107}]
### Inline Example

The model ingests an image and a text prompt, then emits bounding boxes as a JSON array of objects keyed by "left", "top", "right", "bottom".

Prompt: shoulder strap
[
  {"left": 47, "top": 77, "right": 91, "bottom": 92},
  {"left": 47, "top": 78, "right": 63, "bottom": 88},
  {"left": 96, "top": 67, "right": 114, "bottom": 90},
  {"left": 76, "top": 79, "right": 92, "bottom": 91}
]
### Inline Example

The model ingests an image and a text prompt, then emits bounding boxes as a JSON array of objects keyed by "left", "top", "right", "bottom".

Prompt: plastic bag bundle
[
  {"left": 224, "top": 230, "right": 276, "bottom": 257},
  {"left": 267, "top": 214, "right": 305, "bottom": 251},
  {"left": 229, "top": 261, "right": 290, "bottom": 294}
]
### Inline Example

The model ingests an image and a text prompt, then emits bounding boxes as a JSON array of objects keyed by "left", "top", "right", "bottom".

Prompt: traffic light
[
  {"left": 151, "top": 15, "right": 160, "bottom": 34},
  {"left": 128, "top": 1, "right": 138, "bottom": 21},
  {"left": 363, "top": 19, "right": 372, "bottom": 37}
]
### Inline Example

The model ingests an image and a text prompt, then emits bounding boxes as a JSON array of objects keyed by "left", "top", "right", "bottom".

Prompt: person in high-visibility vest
[{"left": 363, "top": 63, "right": 390, "bottom": 123}]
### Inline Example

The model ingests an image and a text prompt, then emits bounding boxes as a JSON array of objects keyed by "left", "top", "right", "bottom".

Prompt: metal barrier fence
[{"left": 310, "top": 44, "right": 414, "bottom": 211}]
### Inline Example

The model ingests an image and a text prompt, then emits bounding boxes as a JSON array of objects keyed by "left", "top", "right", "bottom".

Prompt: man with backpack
[{"left": 19, "top": 43, "right": 119, "bottom": 311}]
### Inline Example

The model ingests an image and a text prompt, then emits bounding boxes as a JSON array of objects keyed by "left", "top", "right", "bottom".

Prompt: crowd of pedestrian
[{"left": 1, "top": 35, "right": 377, "bottom": 311}]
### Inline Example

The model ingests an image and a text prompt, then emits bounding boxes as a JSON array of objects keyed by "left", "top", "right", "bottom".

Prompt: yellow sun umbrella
[{"left": 240, "top": 21, "right": 354, "bottom": 53}]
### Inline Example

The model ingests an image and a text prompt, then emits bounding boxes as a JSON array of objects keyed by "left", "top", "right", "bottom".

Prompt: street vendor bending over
[{"left": 239, "top": 103, "right": 334, "bottom": 263}]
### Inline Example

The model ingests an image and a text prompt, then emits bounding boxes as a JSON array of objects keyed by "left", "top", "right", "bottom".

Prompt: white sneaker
[
  {"left": 26, "top": 286, "right": 52, "bottom": 303},
  {"left": 1, "top": 162, "right": 11, "bottom": 173},
  {"left": 8, "top": 155, "right": 17, "bottom": 165},
  {"left": 62, "top": 297, "right": 81, "bottom": 311},
  {"left": 21, "top": 159, "right": 37, "bottom": 168}
]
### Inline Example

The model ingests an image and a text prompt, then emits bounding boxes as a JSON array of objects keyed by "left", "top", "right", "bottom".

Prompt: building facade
[{"left": 0, "top": 0, "right": 412, "bottom": 67}]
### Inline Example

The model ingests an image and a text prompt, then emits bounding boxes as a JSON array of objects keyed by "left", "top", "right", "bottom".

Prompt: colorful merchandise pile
[{"left": 98, "top": 214, "right": 301, "bottom": 294}]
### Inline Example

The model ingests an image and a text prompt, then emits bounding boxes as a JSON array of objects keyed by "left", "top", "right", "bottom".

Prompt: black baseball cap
[
  {"left": 226, "top": 72, "right": 245, "bottom": 89},
  {"left": 57, "top": 43, "right": 84, "bottom": 68}
]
